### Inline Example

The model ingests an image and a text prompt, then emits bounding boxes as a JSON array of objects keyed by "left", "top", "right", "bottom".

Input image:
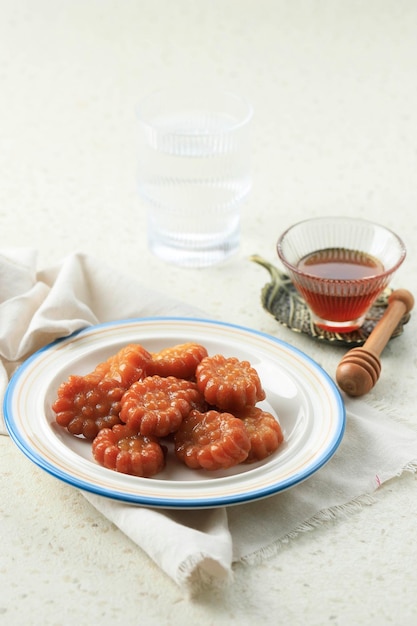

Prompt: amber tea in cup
[{"left": 277, "top": 217, "right": 406, "bottom": 332}]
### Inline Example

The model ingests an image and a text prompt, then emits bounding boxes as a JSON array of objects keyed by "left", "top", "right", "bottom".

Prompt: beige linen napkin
[{"left": 1, "top": 248, "right": 417, "bottom": 596}]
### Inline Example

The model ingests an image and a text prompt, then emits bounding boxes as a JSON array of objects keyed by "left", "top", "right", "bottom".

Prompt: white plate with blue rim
[{"left": 4, "top": 317, "right": 345, "bottom": 509}]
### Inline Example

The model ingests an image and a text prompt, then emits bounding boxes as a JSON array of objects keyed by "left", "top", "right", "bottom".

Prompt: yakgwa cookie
[
  {"left": 147, "top": 342, "right": 208, "bottom": 379},
  {"left": 174, "top": 409, "right": 251, "bottom": 471},
  {"left": 237, "top": 406, "right": 284, "bottom": 463},
  {"left": 120, "top": 375, "right": 206, "bottom": 437},
  {"left": 92, "top": 424, "right": 166, "bottom": 477},
  {"left": 195, "top": 354, "right": 265, "bottom": 413}
]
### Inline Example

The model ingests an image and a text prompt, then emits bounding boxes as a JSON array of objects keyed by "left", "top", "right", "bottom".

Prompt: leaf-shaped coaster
[{"left": 251, "top": 255, "right": 411, "bottom": 347}]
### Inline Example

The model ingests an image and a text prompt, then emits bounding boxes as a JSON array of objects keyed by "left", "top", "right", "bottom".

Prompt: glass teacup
[{"left": 276, "top": 217, "right": 406, "bottom": 333}]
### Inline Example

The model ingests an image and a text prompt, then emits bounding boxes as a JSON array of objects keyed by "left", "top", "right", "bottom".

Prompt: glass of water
[{"left": 137, "top": 88, "right": 252, "bottom": 268}]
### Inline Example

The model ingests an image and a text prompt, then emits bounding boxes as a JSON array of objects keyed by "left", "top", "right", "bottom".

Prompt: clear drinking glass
[
  {"left": 277, "top": 216, "right": 406, "bottom": 332},
  {"left": 137, "top": 88, "right": 252, "bottom": 268}
]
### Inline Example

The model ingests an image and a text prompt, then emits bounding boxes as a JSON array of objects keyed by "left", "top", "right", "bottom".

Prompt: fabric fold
[{"left": 83, "top": 493, "right": 234, "bottom": 594}]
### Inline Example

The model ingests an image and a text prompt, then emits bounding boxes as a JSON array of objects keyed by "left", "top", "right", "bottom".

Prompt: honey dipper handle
[{"left": 362, "top": 289, "right": 414, "bottom": 357}]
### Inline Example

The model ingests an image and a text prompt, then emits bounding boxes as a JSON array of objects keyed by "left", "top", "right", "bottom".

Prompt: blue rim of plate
[{"left": 3, "top": 317, "right": 346, "bottom": 509}]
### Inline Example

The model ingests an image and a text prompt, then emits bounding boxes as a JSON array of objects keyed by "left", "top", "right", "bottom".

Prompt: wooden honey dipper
[{"left": 336, "top": 289, "right": 414, "bottom": 397}]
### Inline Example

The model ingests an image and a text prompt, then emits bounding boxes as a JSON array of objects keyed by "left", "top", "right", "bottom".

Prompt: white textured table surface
[{"left": 1, "top": 2, "right": 417, "bottom": 624}]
